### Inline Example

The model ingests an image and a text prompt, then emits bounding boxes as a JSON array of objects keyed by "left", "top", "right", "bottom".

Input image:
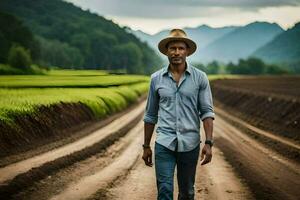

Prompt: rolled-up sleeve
[
  {"left": 143, "top": 76, "right": 159, "bottom": 124},
  {"left": 198, "top": 73, "right": 215, "bottom": 121}
]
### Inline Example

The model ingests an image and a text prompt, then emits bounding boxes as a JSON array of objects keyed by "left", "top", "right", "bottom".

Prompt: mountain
[
  {"left": 197, "top": 22, "right": 284, "bottom": 63},
  {"left": 131, "top": 22, "right": 283, "bottom": 64},
  {"left": 252, "top": 22, "right": 300, "bottom": 72},
  {"left": 0, "top": 0, "right": 161, "bottom": 74},
  {"left": 184, "top": 25, "right": 238, "bottom": 50},
  {"left": 130, "top": 25, "right": 238, "bottom": 62}
]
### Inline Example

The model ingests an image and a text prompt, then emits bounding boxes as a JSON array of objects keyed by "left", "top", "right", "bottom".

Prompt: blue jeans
[{"left": 155, "top": 141, "right": 200, "bottom": 200}]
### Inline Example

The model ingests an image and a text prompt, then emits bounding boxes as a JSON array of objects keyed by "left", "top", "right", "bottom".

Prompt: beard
[{"left": 169, "top": 57, "right": 184, "bottom": 65}]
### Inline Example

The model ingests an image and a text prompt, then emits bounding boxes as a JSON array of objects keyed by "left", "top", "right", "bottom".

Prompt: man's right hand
[{"left": 142, "top": 148, "right": 153, "bottom": 167}]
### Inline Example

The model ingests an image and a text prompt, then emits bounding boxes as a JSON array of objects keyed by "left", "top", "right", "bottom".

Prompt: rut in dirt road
[
  {"left": 0, "top": 101, "right": 146, "bottom": 199},
  {"left": 1, "top": 105, "right": 299, "bottom": 200},
  {"left": 16, "top": 117, "right": 253, "bottom": 200},
  {"left": 98, "top": 108, "right": 300, "bottom": 200},
  {"left": 105, "top": 144, "right": 254, "bottom": 200},
  {"left": 49, "top": 122, "right": 144, "bottom": 200},
  {"left": 214, "top": 108, "right": 300, "bottom": 200}
]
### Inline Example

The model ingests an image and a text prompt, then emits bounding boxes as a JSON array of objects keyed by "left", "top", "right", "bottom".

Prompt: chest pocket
[
  {"left": 157, "top": 83, "right": 175, "bottom": 105},
  {"left": 179, "top": 82, "right": 199, "bottom": 110}
]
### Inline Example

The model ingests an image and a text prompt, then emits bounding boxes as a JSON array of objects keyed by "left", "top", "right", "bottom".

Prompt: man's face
[{"left": 166, "top": 41, "right": 189, "bottom": 65}]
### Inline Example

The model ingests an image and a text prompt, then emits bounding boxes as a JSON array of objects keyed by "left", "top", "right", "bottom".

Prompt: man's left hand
[{"left": 200, "top": 144, "right": 212, "bottom": 165}]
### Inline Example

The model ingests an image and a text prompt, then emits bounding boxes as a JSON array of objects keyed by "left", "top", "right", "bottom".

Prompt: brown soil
[
  {"left": 214, "top": 114, "right": 300, "bottom": 200},
  {"left": 211, "top": 79, "right": 300, "bottom": 142},
  {"left": 0, "top": 100, "right": 146, "bottom": 199},
  {"left": 102, "top": 112, "right": 300, "bottom": 200},
  {"left": 1, "top": 107, "right": 299, "bottom": 200},
  {"left": 0, "top": 94, "right": 146, "bottom": 166},
  {"left": 0, "top": 102, "right": 94, "bottom": 157},
  {"left": 10, "top": 121, "right": 145, "bottom": 200},
  {"left": 212, "top": 76, "right": 300, "bottom": 98},
  {"left": 104, "top": 145, "right": 253, "bottom": 200},
  {"left": 10, "top": 119, "right": 254, "bottom": 200},
  {"left": 215, "top": 107, "right": 300, "bottom": 162}
]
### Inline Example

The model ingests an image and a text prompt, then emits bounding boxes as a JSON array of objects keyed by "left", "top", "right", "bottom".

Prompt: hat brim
[{"left": 158, "top": 37, "right": 197, "bottom": 56}]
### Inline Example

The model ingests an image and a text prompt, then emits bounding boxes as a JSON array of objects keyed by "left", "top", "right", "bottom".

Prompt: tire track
[
  {"left": 50, "top": 121, "right": 144, "bottom": 200},
  {"left": 214, "top": 111, "right": 300, "bottom": 200},
  {"left": 102, "top": 126, "right": 253, "bottom": 200},
  {"left": 0, "top": 101, "right": 146, "bottom": 199}
]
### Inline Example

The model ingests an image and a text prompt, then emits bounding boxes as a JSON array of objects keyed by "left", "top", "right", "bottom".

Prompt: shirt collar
[{"left": 162, "top": 62, "right": 191, "bottom": 76}]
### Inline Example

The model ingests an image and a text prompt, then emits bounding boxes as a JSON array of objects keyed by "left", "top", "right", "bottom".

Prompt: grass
[
  {"left": 0, "top": 69, "right": 150, "bottom": 127},
  {"left": 0, "top": 82, "right": 149, "bottom": 124},
  {"left": 46, "top": 69, "right": 108, "bottom": 76},
  {"left": 0, "top": 74, "right": 149, "bottom": 88},
  {"left": 0, "top": 64, "right": 46, "bottom": 75},
  {"left": 208, "top": 74, "right": 247, "bottom": 81}
]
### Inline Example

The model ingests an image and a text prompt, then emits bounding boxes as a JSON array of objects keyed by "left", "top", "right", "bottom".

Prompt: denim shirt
[{"left": 143, "top": 63, "right": 215, "bottom": 152}]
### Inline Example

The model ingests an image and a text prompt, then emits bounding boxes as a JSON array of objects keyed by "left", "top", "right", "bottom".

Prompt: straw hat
[{"left": 158, "top": 29, "right": 197, "bottom": 56}]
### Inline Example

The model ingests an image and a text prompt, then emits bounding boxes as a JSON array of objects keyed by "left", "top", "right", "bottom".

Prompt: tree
[
  {"left": 0, "top": 12, "right": 39, "bottom": 63},
  {"left": 226, "top": 58, "right": 265, "bottom": 74},
  {"left": 87, "top": 31, "right": 118, "bottom": 69},
  {"left": 7, "top": 45, "right": 32, "bottom": 69},
  {"left": 37, "top": 36, "right": 84, "bottom": 68},
  {"left": 0, "top": 31, "right": 10, "bottom": 63},
  {"left": 266, "top": 64, "right": 289, "bottom": 74},
  {"left": 246, "top": 57, "right": 266, "bottom": 74},
  {"left": 225, "top": 62, "right": 233, "bottom": 73},
  {"left": 206, "top": 61, "right": 220, "bottom": 74},
  {"left": 112, "top": 42, "right": 143, "bottom": 74},
  {"left": 193, "top": 63, "right": 207, "bottom": 73}
]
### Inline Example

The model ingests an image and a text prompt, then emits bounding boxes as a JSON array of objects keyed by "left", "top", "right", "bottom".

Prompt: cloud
[
  {"left": 109, "top": 6, "right": 300, "bottom": 34},
  {"left": 65, "top": 0, "right": 300, "bottom": 18},
  {"left": 64, "top": 0, "right": 300, "bottom": 34},
  {"left": 165, "top": 0, "right": 300, "bottom": 7}
]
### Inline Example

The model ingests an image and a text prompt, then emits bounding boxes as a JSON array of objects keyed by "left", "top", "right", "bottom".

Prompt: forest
[{"left": 0, "top": 0, "right": 162, "bottom": 74}]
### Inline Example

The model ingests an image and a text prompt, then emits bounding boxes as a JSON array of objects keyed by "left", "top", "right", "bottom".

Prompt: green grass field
[
  {"left": 208, "top": 74, "right": 246, "bottom": 80},
  {"left": 46, "top": 69, "right": 109, "bottom": 76},
  {"left": 0, "top": 83, "right": 149, "bottom": 122},
  {"left": 0, "top": 71, "right": 149, "bottom": 88}
]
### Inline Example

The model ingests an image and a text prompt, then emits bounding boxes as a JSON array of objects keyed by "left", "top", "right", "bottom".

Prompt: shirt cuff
[
  {"left": 200, "top": 112, "right": 215, "bottom": 121},
  {"left": 143, "top": 114, "right": 158, "bottom": 124}
]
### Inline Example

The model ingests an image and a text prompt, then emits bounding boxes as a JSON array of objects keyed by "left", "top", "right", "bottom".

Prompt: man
[{"left": 142, "top": 29, "right": 215, "bottom": 200}]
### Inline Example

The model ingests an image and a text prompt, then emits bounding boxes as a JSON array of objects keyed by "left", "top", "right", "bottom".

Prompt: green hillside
[
  {"left": 0, "top": 12, "right": 39, "bottom": 64},
  {"left": 252, "top": 22, "right": 300, "bottom": 73},
  {"left": 0, "top": 0, "right": 162, "bottom": 74}
]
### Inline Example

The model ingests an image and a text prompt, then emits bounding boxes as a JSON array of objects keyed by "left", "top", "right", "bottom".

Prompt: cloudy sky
[{"left": 65, "top": 0, "right": 300, "bottom": 34}]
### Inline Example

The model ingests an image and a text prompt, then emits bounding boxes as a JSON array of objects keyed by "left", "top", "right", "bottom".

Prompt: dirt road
[
  {"left": 0, "top": 101, "right": 299, "bottom": 200},
  {"left": 105, "top": 142, "right": 253, "bottom": 200}
]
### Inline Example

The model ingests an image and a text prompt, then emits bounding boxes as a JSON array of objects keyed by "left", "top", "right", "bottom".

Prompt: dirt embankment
[
  {"left": 214, "top": 115, "right": 300, "bottom": 200},
  {"left": 0, "top": 101, "right": 146, "bottom": 200},
  {"left": 211, "top": 81, "right": 300, "bottom": 143},
  {"left": 210, "top": 77, "right": 300, "bottom": 199},
  {"left": 0, "top": 102, "right": 94, "bottom": 158},
  {"left": 0, "top": 95, "right": 146, "bottom": 164}
]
